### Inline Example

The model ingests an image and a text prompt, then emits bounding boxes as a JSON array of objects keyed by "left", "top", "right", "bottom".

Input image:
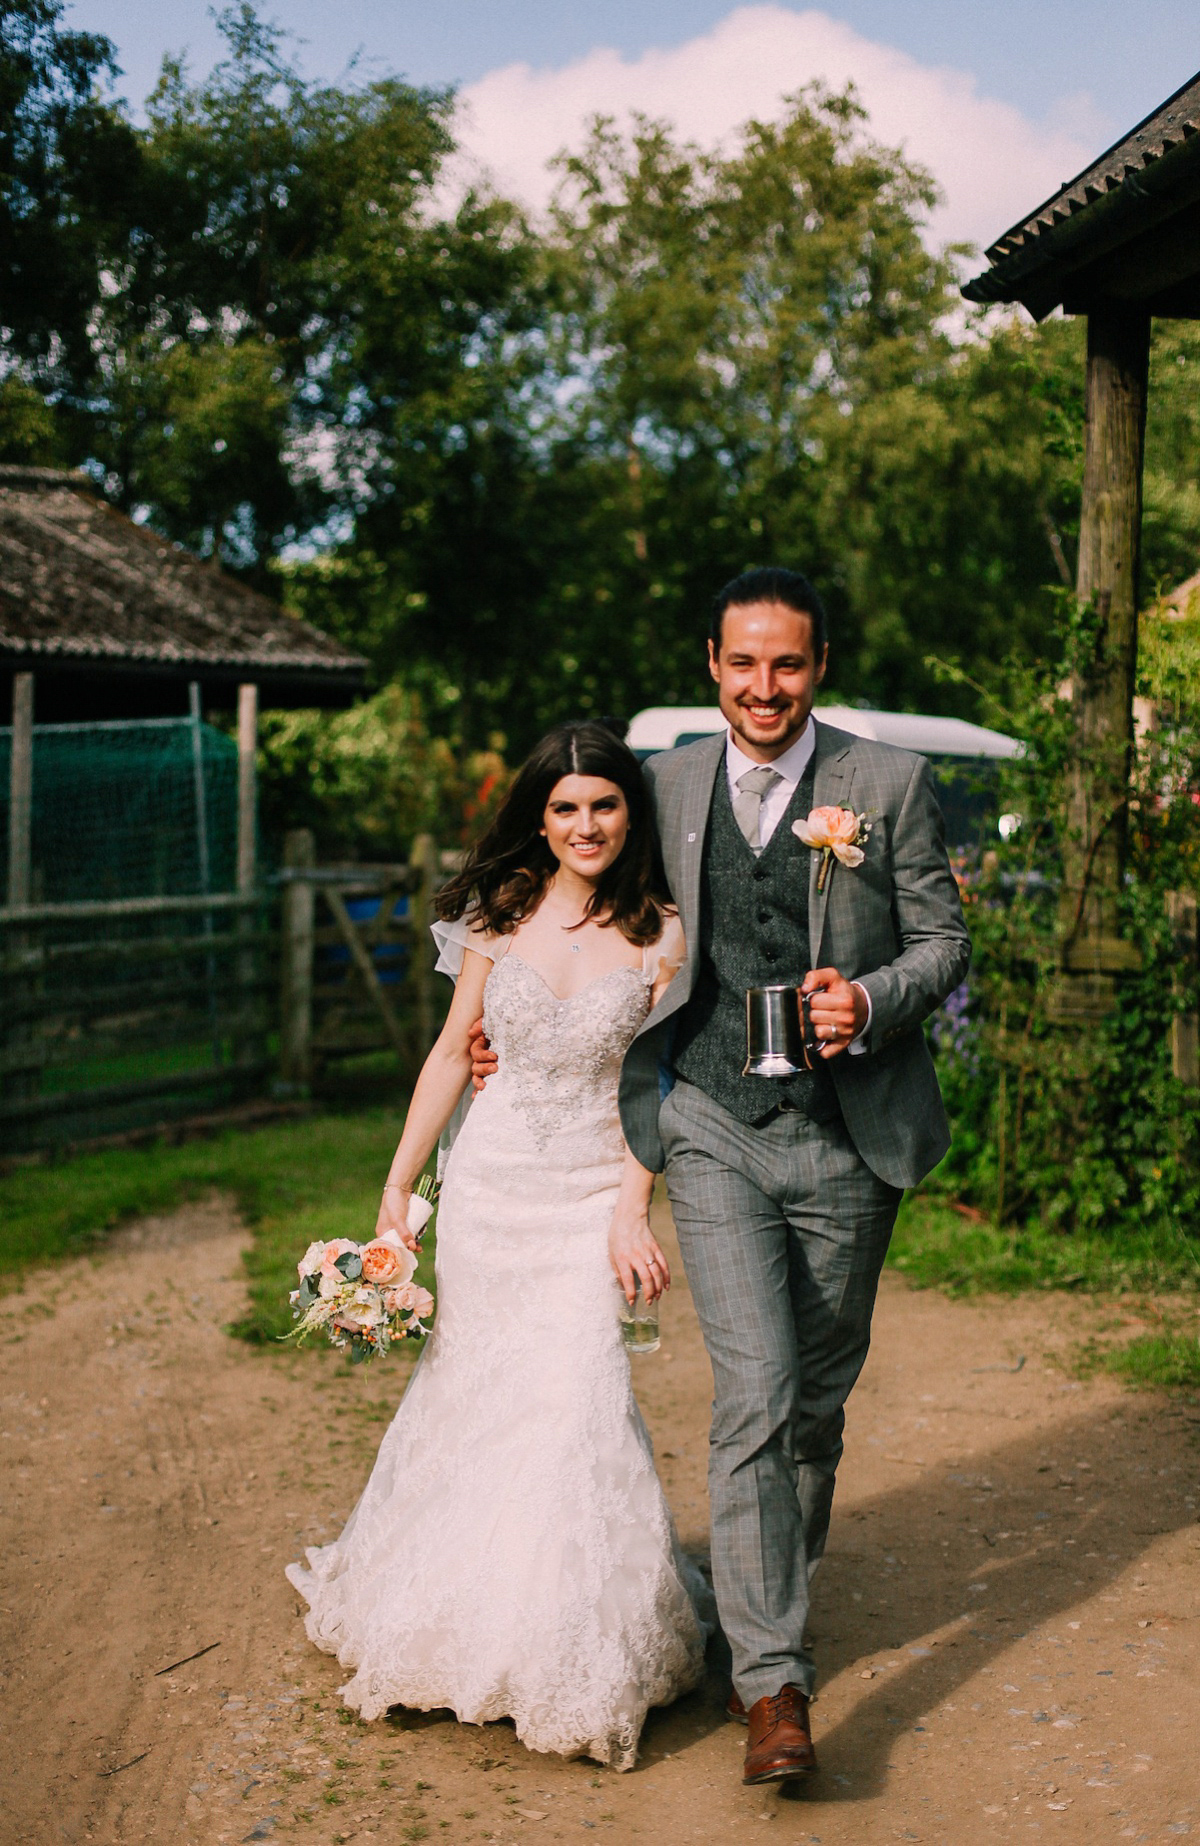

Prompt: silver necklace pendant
[{"left": 569, "top": 942, "right": 582, "bottom": 954}]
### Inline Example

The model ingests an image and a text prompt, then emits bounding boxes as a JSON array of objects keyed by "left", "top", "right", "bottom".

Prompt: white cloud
[{"left": 454, "top": 6, "right": 1107, "bottom": 258}]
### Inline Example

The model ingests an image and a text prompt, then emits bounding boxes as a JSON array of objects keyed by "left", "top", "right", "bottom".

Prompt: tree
[
  {"left": 0, "top": 0, "right": 139, "bottom": 448},
  {"left": 86, "top": 5, "right": 471, "bottom": 577}
]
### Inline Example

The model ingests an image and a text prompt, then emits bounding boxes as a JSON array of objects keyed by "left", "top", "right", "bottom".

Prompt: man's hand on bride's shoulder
[
  {"left": 608, "top": 1206, "right": 671, "bottom": 1305},
  {"left": 468, "top": 1016, "right": 498, "bottom": 1092}
]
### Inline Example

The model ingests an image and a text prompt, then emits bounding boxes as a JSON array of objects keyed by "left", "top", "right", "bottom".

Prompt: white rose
[
  {"left": 336, "top": 1286, "right": 385, "bottom": 1331},
  {"left": 297, "top": 1240, "right": 327, "bottom": 1279}
]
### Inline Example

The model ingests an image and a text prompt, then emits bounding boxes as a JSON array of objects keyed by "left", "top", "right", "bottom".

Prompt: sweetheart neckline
[{"left": 499, "top": 952, "right": 649, "bottom": 1006}]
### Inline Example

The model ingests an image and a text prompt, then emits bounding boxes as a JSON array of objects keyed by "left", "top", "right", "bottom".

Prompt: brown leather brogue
[
  {"left": 726, "top": 1687, "right": 747, "bottom": 1724},
  {"left": 742, "top": 1684, "right": 816, "bottom": 1784}
]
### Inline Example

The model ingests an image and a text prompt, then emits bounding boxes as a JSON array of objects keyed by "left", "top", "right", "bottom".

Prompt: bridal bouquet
[{"left": 284, "top": 1177, "right": 438, "bottom": 1364}]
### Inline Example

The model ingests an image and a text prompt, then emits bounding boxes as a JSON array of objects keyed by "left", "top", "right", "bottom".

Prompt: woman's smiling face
[{"left": 541, "top": 774, "right": 631, "bottom": 881}]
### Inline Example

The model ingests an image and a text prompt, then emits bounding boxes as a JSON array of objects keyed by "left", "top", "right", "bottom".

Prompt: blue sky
[
  {"left": 76, "top": 0, "right": 1194, "bottom": 135},
  {"left": 66, "top": 2, "right": 1199, "bottom": 256}
]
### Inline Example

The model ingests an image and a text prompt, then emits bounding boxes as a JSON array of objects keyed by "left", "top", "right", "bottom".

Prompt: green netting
[{"left": 0, "top": 717, "right": 239, "bottom": 903}]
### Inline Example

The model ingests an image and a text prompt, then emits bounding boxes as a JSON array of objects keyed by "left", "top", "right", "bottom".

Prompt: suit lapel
[
  {"left": 808, "top": 720, "right": 855, "bottom": 964},
  {"left": 673, "top": 732, "right": 725, "bottom": 980}
]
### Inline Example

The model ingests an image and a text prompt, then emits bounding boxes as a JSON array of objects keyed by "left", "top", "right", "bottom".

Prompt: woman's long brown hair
[{"left": 436, "top": 721, "right": 669, "bottom": 945}]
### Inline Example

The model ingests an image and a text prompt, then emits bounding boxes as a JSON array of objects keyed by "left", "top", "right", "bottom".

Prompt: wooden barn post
[
  {"left": 409, "top": 832, "right": 440, "bottom": 1059},
  {"left": 237, "top": 682, "right": 258, "bottom": 896},
  {"left": 279, "top": 827, "right": 315, "bottom": 1090},
  {"left": 235, "top": 682, "right": 261, "bottom": 1071},
  {"left": 1057, "top": 303, "right": 1150, "bottom": 1012},
  {"left": 7, "top": 671, "right": 34, "bottom": 909}
]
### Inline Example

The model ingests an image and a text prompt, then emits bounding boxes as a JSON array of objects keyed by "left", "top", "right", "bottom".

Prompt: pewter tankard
[{"left": 742, "top": 985, "right": 819, "bottom": 1078}]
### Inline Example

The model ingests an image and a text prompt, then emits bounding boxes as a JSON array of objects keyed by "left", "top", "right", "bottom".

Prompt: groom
[{"left": 618, "top": 566, "right": 970, "bottom": 1785}]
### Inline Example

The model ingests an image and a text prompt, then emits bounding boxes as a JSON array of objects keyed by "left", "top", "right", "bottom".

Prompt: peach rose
[
  {"left": 360, "top": 1239, "right": 410, "bottom": 1286},
  {"left": 408, "top": 1286, "right": 435, "bottom": 1321},
  {"left": 318, "top": 1237, "right": 359, "bottom": 1279},
  {"left": 384, "top": 1280, "right": 418, "bottom": 1314}
]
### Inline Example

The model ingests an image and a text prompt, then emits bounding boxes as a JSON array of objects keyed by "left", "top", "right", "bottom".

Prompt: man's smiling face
[{"left": 709, "top": 599, "right": 827, "bottom": 761}]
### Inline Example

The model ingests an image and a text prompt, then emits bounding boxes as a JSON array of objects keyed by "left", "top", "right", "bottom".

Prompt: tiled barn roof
[
  {"left": 962, "top": 70, "right": 1200, "bottom": 319},
  {"left": 0, "top": 468, "right": 366, "bottom": 699}
]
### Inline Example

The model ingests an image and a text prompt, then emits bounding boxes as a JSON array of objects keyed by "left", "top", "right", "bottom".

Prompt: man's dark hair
[{"left": 710, "top": 567, "right": 827, "bottom": 658}]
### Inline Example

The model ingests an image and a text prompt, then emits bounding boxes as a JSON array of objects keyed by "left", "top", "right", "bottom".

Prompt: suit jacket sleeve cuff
[{"left": 848, "top": 982, "right": 871, "bottom": 1055}]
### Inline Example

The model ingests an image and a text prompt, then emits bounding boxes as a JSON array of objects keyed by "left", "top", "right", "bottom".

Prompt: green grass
[
  {"left": 1101, "top": 1331, "right": 1200, "bottom": 1391},
  {"left": 3, "top": 1115, "right": 1197, "bottom": 1386},
  {"left": 888, "top": 1192, "right": 1200, "bottom": 1297},
  {"left": 0, "top": 1107, "right": 436, "bottom": 1344}
]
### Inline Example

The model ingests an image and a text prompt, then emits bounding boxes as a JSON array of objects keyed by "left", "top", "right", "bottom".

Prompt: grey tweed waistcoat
[{"left": 672, "top": 756, "right": 841, "bottom": 1125}]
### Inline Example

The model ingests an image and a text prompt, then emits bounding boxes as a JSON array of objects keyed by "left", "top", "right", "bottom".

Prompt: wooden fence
[
  {"left": 0, "top": 890, "right": 272, "bottom": 1153},
  {"left": 0, "top": 831, "right": 451, "bottom": 1154}
]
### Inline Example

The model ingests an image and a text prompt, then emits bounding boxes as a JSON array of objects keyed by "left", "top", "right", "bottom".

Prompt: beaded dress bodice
[{"left": 480, "top": 953, "right": 652, "bottom": 1154}]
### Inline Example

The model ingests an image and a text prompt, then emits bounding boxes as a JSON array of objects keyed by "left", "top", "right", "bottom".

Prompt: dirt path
[{"left": 2, "top": 1194, "right": 1197, "bottom": 1846}]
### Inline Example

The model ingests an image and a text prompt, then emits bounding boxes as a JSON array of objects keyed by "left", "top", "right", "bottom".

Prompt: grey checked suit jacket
[{"left": 618, "top": 721, "right": 972, "bottom": 1191}]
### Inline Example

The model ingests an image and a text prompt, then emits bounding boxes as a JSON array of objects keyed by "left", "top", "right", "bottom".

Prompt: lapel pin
[{"left": 687, "top": 832, "right": 697, "bottom": 843}]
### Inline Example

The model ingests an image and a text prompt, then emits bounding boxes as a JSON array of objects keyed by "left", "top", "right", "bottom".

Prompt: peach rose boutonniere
[{"left": 792, "top": 805, "right": 872, "bottom": 893}]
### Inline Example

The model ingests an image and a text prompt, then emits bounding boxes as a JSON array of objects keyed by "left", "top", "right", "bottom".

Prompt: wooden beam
[
  {"left": 0, "top": 1061, "right": 272, "bottom": 1128},
  {"left": 1059, "top": 194, "right": 1200, "bottom": 309},
  {"left": 7, "top": 671, "right": 33, "bottom": 908},
  {"left": 408, "top": 832, "right": 440, "bottom": 1059},
  {"left": 0, "top": 891, "right": 258, "bottom": 925},
  {"left": 279, "top": 828, "right": 316, "bottom": 1090},
  {"left": 1056, "top": 302, "right": 1150, "bottom": 1012},
  {"left": 237, "top": 682, "right": 258, "bottom": 895}
]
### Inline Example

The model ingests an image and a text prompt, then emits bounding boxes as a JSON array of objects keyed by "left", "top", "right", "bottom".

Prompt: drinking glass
[{"left": 618, "top": 1279, "right": 661, "bottom": 1354}]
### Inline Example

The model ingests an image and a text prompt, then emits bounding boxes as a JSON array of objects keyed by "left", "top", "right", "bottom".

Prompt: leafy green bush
[
  {"left": 256, "top": 679, "right": 510, "bottom": 861},
  {"left": 927, "top": 596, "right": 1200, "bottom": 1245}
]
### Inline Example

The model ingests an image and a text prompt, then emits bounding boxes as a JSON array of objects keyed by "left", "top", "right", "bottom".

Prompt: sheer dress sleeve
[
  {"left": 642, "top": 911, "right": 687, "bottom": 996},
  {"left": 430, "top": 914, "right": 509, "bottom": 1177},
  {"left": 431, "top": 915, "right": 511, "bottom": 983}
]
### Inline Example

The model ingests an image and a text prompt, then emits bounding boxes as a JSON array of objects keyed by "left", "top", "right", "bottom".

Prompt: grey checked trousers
[{"left": 660, "top": 1079, "right": 901, "bottom": 1705}]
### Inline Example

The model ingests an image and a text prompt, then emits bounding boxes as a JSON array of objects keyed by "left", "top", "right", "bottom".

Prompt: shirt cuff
[{"left": 848, "top": 983, "right": 872, "bottom": 1055}]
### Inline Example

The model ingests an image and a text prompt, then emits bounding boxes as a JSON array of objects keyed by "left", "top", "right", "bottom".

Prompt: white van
[
  {"left": 627, "top": 704, "right": 1020, "bottom": 762},
  {"left": 626, "top": 705, "right": 1021, "bottom": 850}
]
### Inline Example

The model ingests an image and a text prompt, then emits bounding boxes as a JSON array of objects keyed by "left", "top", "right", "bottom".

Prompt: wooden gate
[{"left": 277, "top": 830, "right": 444, "bottom": 1090}]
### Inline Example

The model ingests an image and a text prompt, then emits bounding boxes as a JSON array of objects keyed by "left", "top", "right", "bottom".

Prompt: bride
[{"left": 287, "top": 720, "right": 707, "bottom": 1770}]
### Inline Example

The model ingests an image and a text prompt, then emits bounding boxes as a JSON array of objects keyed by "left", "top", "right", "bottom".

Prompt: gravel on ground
[{"left": 1, "top": 1192, "right": 1197, "bottom": 1846}]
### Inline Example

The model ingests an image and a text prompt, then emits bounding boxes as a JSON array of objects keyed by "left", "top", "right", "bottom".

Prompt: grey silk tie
[{"left": 733, "top": 766, "right": 783, "bottom": 854}]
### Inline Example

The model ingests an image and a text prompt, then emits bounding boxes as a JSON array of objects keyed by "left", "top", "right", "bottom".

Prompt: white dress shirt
[
  {"left": 724, "top": 717, "right": 871, "bottom": 1053},
  {"left": 725, "top": 719, "right": 816, "bottom": 848}
]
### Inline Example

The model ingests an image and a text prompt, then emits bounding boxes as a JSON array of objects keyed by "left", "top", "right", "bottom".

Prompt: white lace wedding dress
[{"left": 286, "top": 920, "right": 706, "bottom": 1770}]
